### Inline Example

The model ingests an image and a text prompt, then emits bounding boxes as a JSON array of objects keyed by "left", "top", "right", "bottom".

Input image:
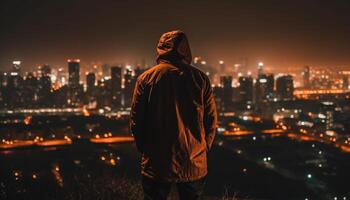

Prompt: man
[{"left": 130, "top": 30, "right": 217, "bottom": 200}]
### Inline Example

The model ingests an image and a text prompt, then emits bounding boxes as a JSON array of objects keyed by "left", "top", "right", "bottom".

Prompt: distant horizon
[{"left": 1, "top": 56, "right": 350, "bottom": 75}]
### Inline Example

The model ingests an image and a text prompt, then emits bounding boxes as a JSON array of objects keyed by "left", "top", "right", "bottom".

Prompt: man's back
[
  {"left": 131, "top": 61, "right": 216, "bottom": 182},
  {"left": 130, "top": 30, "right": 217, "bottom": 190}
]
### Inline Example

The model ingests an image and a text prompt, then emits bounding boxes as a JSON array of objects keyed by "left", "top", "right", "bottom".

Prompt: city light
[
  {"left": 1, "top": 1, "right": 350, "bottom": 200},
  {"left": 13, "top": 61, "right": 21, "bottom": 65}
]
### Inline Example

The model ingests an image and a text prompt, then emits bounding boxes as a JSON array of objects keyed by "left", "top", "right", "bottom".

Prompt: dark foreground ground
[{"left": 0, "top": 133, "right": 349, "bottom": 200}]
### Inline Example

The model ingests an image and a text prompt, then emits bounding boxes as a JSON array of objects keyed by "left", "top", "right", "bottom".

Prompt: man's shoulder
[
  {"left": 137, "top": 63, "right": 209, "bottom": 83},
  {"left": 137, "top": 64, "right": 168, "bottom": 79},
  {"left": 136, "top": 64, "right": 169, "bottom": 84}
]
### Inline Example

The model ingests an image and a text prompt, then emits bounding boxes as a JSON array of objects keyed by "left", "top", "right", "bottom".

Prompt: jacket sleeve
[
  {"left": 203, "top": 76, "right": 217, "bottom": 151},
  {"left": 130, "top": 77, "right": 146, "bottom": 153}
]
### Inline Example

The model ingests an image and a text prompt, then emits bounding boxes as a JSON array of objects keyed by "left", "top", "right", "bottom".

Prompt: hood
[{"left": 156, "top": 30, "right": 192, "bottom": 65}]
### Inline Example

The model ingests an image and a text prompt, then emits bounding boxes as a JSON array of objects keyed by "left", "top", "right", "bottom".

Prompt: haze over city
[
  {"left": 1, "top": 1, "right": 350, "bottom": 200},
  {"left": 1, "top": 0, "right": 350, "bottom": 71}
]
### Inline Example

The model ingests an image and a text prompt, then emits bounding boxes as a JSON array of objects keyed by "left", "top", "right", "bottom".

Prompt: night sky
[{"left": 1, "top": 0, "right": 350, "bottom": 71}]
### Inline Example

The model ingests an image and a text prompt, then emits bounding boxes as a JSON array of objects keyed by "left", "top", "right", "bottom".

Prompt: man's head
[{"left": 156, "top": 30, "right": 192, "bottom": 65}]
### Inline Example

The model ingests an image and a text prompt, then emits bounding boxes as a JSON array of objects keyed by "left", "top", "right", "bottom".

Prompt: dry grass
[{"left": 0, "top": 173, "right": 251, "bottom": 200}]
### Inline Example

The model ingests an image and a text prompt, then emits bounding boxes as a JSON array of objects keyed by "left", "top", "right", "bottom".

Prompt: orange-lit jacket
[{"left": 130, "top": 30, "right": 217, "bottom": 182}]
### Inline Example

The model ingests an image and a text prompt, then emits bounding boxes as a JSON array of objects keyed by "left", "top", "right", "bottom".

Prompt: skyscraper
[
  {"left": 68, "top": 59, "right": 80, "bottom": 87},
  {"left": 38, "top": 75, "right": 52, "bottom": 106},
  {"left": 57, "top": 68, "right": 67, "bottom": 85},
  {"left": 276, "top": 75, "right": 294, "bottom": 101},
  {"left": 12, "top": 61, "right": 22, "bottom": 75},
  {"left": 86, "top": 72, "right": 96, "bottom": 93},
  {"left": 239, "top": 76, "right": 253, "bottom": 103},
  {"left": 67, "top": 59, "right": 82, "bottom": 106},
  {"left": 123, "top": 67, "right": 133, "bottom": 107},
  {"left": 23, "top": 72, "right": 38, "bottom": 105},
  {"left": 111, "top": 66, "right": 122, "bottom": 92},
  {"left": 111, "top": 66, "right": 122, "bottom": 107},
  {"left": 266, "top": 74, "right": 274, "bottom": 96},
  {"left": 220, "top": 76, "right": 233, "bottom": 109},
  {"left": 255, "top": 74, "right": 270, "bottom": 105},
  {"left": 302, "top": 65, "right": 310, "bottom": 88},
  {"left": 257, "top": 62, "right": 264, "bottom": 76}
]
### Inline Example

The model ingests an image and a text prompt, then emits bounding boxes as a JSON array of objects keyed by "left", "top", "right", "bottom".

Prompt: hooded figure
[{"left": 130, "top": 30, "right": 217, "bottom": 199}]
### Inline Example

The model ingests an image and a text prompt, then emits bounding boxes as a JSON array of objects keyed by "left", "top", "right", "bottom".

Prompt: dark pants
[{"left": 142, "top": 176, "right": 206, "bottom": 200}]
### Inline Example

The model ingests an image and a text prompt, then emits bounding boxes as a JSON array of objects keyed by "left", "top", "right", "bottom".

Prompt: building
[
  {"left": 111, "top": 66, "right": 122, "bottom": 107},
  {"left": 123, "top": 67, "right": 133, "bottom": 107},
  {"left": 86, "top": 72, "right": 96, "bottom": 93},
  {"left": 238, "top": 76, "right": 253, "bottom": 103},
  {"left": 68, "top": 59, "right": 80, "bottom": 87},
  {"left": 37, "top": 75, "right": 52, "bottom": 106},
  {"left": 276, "top": 75, "right": 294, "bottom": 101},
  {"left": 85, "top": 72, "right": 96, "bottom": 106},
  {"left": 6, "top": 71, "right": 23, "bottom": 107},
  {"left": 67, "top": 59, "right": 82, "bottom": 106},
  {"left": 57, "top": 68, "right": 67, "bottom": 85},
  {"left": 23, "top": 72, "right": 38, "bottom": 106},
  {"left": 321, "top": 102, "right": 335, "bottom": 131},
  {"left": 12, "top": 61, "right": 22, "bottom": 75},
  {"left": 257, "top": 62, "right": 264, "bottom": 76},
  {"left": 220, "top": 76, "right": 233, "bottom": 110},
  {"left": 302, "top": 65, "right": 310, "bottom": 88}
]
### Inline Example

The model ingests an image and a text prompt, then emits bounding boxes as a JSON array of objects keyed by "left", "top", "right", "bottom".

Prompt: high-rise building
[
  {"left": 38, "top": 75, "right": 52, "bottom": 106},
  {"left": 276, "top": 75, "right": 294, "bottom": 100},
  {"left": 111, "top": 66, "right": 122, "bottom": 107},
  {"left": 220, "top": 76, "right": 233, "bottom": 110},
  {"left": 23, "top": 72, "right": 38, "bottom": 106},
  {"left": 7, "top": 71, "right": 23, "bottom": 107},
  {"left": 239, "top": 76, "right": 253, "bottom": 102},
  {"left": 57, "top": 68, "right": 67, "bottom": 85},
  {"left": 85, "top": 72, "right": 96, "bottom": 105},
  {"left": 254, "top": 73, "right": 274, "bottom": 109},
  {"left": 257, "top": 62, "right": 264, "bottom": 76},
  {"left": 123, "top": 67, "right": 133, "bottom": 107},
  {"left": 111, "top": 66, "right": 122, "bottom": 92},
  {"left": 68, "top": 59, "right": 80, "bottom": 87},
  {"left": 86, "top": 72, "right": 96, "bottom": 93},
  {"left": 255, "top": 74, "right": 273, "bottom": 105},
  {"left": 12, "top": 61, "right": 22, "bottom": 75},
  {"left": 321, "top": 102, "right": 335, "bottom": 131},
  {"left": 67, "top": 59, "right": 82, "bottom": 106},
  {"left": 266, "top": 74, "right": 274, "bottom": 95},
  {"left": 302, "top": 65, "right": 310, "bottom": 88}
]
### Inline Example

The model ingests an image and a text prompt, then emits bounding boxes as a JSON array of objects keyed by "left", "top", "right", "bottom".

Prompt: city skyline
[
  {"left": 1, "top": 0, "right": 350, "bottom": 70},
  {"left": 1, "top": 1, "right": 350, "bottom": 200}
]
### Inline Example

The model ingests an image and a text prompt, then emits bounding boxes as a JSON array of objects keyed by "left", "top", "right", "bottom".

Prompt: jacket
[{"left": 130, "top": 30, "right": 217, "bottom": 182}]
